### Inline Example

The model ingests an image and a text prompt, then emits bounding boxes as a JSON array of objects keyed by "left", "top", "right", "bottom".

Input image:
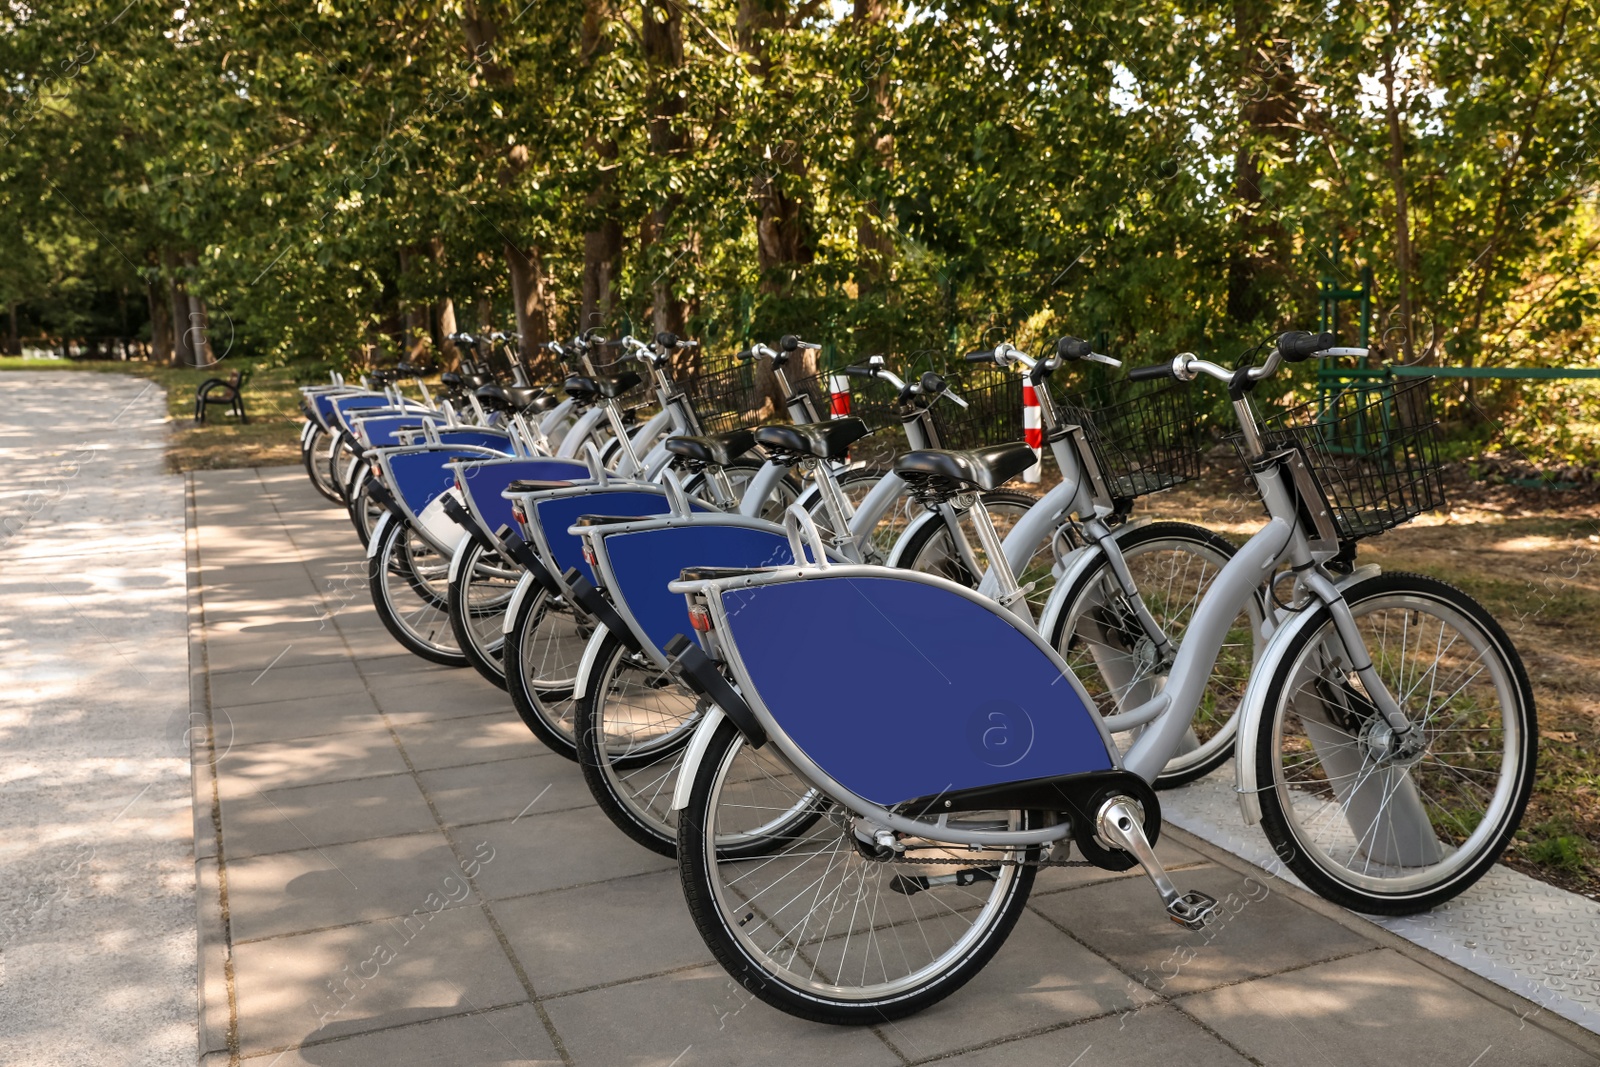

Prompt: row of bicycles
[{"left": 297, "top": 326, "right": 1536, "bottom": 1024}]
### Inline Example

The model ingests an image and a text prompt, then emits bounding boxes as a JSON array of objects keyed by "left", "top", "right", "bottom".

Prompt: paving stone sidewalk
[
  {"left": 0, "top": 373, "right": 195, "bottom": 1067},
  {"left": 190, "top": 465, "right": 1600, "bottom": 1067}
]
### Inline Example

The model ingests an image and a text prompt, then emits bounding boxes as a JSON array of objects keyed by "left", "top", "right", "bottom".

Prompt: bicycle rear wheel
[
  {"left": 367, "top": 517, "right": 468, "bottom": 666},
  {"left": 678, "top": 718, "right": 1037, "bottom": 1024},
  {"left": 892, "top": 489, "right": 1054, "bottom": 616},
  {"left": 447, "top": 538, "right": 520, "bottom": 688},
  {"left": 1253, "top": 572, "right": 1535, "bottom": 914},
  {"left": 303, "top": 424, "right": 342, "bottom": 502},
  {"left": 502, "top": 577, "right": 588, "bottom": 759}
]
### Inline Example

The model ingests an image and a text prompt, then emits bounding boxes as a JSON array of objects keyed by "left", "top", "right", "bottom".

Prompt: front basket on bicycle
[
  {"left": 1236, "top": 375, "right": 1446, "bottom": 543},
  {"left": 1061, "top": 382, "right": 1204, "bottom": 500}
]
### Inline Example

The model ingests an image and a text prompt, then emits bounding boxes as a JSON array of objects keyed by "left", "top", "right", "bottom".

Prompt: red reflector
[
  {"left": 582, "top": 544, "right": 597, "bottom": 566},
  {"left": 511, "top": 503, "right": 526, "bottom": 524},
  {"left": 689, "top": 605, "right": 712, "bottom": 632}
]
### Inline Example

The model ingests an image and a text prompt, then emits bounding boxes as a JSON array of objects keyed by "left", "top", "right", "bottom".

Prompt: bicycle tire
[
  {"left": 1253, "top": 571, "right": 1535, "bottom": 914},
  {"left": 367, "top": 516, "right": 469, "bottom": 667},
  {"left": 446, "top": 537, "right": 519, "bottom": 689}
]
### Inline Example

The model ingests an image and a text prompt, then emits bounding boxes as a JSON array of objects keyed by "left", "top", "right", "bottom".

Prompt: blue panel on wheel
[
  {"left": 531, "top": 490, "right": 705, "bottom": 585},
  {"left": 356, "top": 414, "right": 436, "bottom": 448},
  {"left": 329, "top": 394, "right": 394, "bottom": 431},
  {"left": 457, "top": 459, "right": 591, "bottom": 538},
  {"left": 720, "top": 575, "right": 1113, "bottom": 807},
  {"left": 434, "top": 430, "right": 511, "bottom": 451},
  {"left": 388, "top": 450, "right": 468, "bottom": 516},
  {"left": 602, "top": 525, "right": 800, "bottom": 655}
]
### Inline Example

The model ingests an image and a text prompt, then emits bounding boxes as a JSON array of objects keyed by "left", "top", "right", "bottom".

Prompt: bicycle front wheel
[
  {"left": 678, "top": 719, "right": 1037, "bottom": 1025},
  {"left": 1254, "top": 572, "right": 1536, "bottom": 914}
]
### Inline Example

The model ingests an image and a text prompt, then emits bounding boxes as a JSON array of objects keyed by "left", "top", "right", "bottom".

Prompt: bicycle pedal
[{"left": 1165, "top": 890, "right": 1219, "bottom": 931}]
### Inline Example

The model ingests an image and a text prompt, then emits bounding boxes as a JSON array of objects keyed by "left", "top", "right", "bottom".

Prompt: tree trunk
[
  {"left": 6, "top": 303, "right": 18, "bottom": 356},
  {"left": 165, "top": 251, "right": 194, "bottom": 366},
  {"left": 398, "top": 244, "right": 431, "bottom": 360},
  {"left": 852, "top": 0, "right": 894, "bottom": 295},
  {"left": 188, "top": 293, "right": 214, "bottom": 366},
  {"left": 505, "top": 241, "right": 557, "bottom": 378},
  {"left": 1226, "top": 0, "right": 1296, "bottom": 327},
  {"left": 428, "top": 237, "right": 459, "bottom": 366},
  {"left": 580, "top": 0, "right": 623, "bottom": 336},
  {"left": 1382, "top": 2, "right": 1416, "bottom": 362},
  {"left": 642, "top": 0, "right": 689, "bottom": 339},
  {"left": 146, "top": 280, "right": 173, "bottom": 363}
]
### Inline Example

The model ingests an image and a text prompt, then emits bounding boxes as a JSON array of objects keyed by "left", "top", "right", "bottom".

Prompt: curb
[{"left": 187, "top": 472, "right": 238, "bottom": 1064}]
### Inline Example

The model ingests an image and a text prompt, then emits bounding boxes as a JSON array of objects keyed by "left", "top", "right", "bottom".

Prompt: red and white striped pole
[
  {"left": 1021, "top": 380, "right": 1042, "bottom": 484},
  {"left": 828, "top": 374, "right": 852, "bottom": 419}
]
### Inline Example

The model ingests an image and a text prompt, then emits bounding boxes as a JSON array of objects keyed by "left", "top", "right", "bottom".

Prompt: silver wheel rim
[
  {"left": 1271, "top": 591, "right": 1524, "bottom": 895},
  {"left": 702, "top": 734, "right": 1023, "bottom": 1001},
  {"left": 378, "top": 524, "right": 460, "bottom": 654}
]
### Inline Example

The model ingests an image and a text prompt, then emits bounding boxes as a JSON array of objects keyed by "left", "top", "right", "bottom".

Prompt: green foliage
[{"left": 2, "top": 0, "right": 1599, "bottom": 450}]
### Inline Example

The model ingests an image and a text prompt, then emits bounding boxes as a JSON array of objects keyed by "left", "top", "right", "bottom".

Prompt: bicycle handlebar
[{"left": 1127, "top": 361, "right": 1177, "bottom": 382}]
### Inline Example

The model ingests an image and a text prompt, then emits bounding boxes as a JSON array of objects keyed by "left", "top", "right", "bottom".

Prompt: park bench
[{"left": 194, "top": 368, "right": 249, "bottom": 424}]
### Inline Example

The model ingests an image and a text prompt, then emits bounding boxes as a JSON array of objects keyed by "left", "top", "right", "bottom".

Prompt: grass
[{"left": 0, "top": 356, "right": 308, "bottom": 472}]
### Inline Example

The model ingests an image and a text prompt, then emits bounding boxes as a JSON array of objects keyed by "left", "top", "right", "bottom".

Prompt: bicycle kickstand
[{"left": 1096, "top": 797, "right": 1219, "bottom": 931}]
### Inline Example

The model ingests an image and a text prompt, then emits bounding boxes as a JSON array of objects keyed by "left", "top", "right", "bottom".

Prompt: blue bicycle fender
[
  {"left": 719, "top": 573, "right": 1113, "bottom": 808},
  {"left": 456, "top": 458, "right": 591, "bottom": 539},
  {"left": 601, "top": 524, "right": 802, "bottom": 655},
  {"left": 531, "top": 490, "right": 707, "bottom": 586}
]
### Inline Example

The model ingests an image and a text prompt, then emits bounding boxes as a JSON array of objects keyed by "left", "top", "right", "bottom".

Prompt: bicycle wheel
[
  {"left": 345, "top": 468, "right": 386, "bottom": 548},
  {"left": 303, "top": 424, "right": 342, "bottom": 502},
  {"left": 1049, "top": 522, "right": 1259, "bottom": 788},
  {"left": 446, "top": 538, "right": 521, "bottom": 688},
  {"left": 892, "top": 489, "right": 1054, "bottom": 616},
  {"left": 367, "top": 517, "right": 468, "bottom": 666},
  {"left": 687, "top": 460, "right": 801, "bottom": 521},
  {"left": 678, "top": 718, "right": 1038, "bottom": 1024},
  {"left": 502, "top": 576, "right": 589, "bottom": 760},
  {"left": 575, "top": 630, "right": 705, "bottom": 855},
  {"left": 327, "top": 433, "right": 359, "bottom": 504},
  {"left": 1254, "top": 572, "right": 1535, "bottom": 914}
]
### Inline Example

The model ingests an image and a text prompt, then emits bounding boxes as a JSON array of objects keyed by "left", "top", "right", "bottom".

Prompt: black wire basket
[
  {"left": 1061, "top": 382, "right": 1204, "bottom": 499},
  {"left": 675, "top": 360, "right": 767, "bottom": 435},
  {"left": 929, "top": 375, "right": 1027, "bottom": 452},
  {"left": 1240, "top": 376, "right": 1445, "bottom": 542}
]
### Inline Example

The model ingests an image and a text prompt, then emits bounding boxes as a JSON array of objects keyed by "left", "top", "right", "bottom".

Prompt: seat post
[
  {"left": 965, "top": 496, "right": 1031, "bottom": 624},
  {"left": 808, "top": 461, "right": 858, "bottom": 553}
]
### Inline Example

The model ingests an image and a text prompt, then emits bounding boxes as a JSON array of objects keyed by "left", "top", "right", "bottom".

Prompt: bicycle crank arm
[{"left": 1096, "top": 797, "right": 1218, "bottom": 931}]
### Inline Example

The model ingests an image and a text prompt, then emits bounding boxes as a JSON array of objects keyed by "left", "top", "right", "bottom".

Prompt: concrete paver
[{"left": 189, "top": 465, "right": 1600, "bottom": 1066}]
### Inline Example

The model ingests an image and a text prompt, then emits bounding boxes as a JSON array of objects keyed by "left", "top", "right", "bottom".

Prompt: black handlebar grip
[
  {"left": 1127, "top": 362, "right": 1177, "bottom": 382},
  {"left": 964, "top": 348, "right": 996, "bottom": 363},
  {"left": 735, "top": 349, "right": 753, "bottom": 361},
  {"left": 919, "top": 371, "right": 947, "bottom": 394},
  {"left": 1278, "top": 330, "right": 1336, "bottom": 362},
  {"left": 1056, "top": 336, "right": 1094, "bottom": 361},
  {"left": 655, "top": 331, "right": 679, "bottom": 349},
  {"left": 779, "top": 334, "right": 801, "bottom": 352},
  {"left": 844, "top": 364, "right": 875, "bottom": 378}
]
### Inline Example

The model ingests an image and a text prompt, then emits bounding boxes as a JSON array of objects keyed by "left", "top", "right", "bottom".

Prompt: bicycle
[{"left": 663, "top": 331, "right": 1535, "bottom": 1023}]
